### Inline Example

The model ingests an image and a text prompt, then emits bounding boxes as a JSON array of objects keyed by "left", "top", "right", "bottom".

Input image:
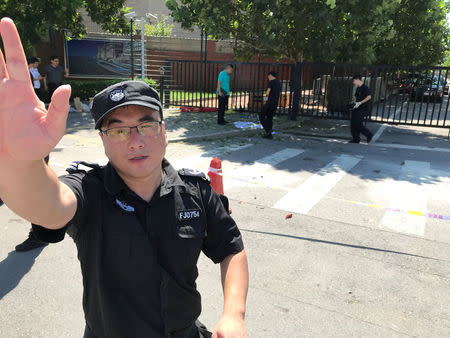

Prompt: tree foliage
[
  {"left": 0, "top": 0, "right": 130, "bottom": 54},
  {"left": 166, "top": 0, "right": 449, "bottom": 66},
  {"left": 134, "top": 15, "right": 174, "bottom": 37}
]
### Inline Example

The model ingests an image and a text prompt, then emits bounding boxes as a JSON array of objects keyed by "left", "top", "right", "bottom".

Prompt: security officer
[
  {"left": 0, "top": 18, "right": 249, "bottom": 338},
  {"left": 349, "top": 74, "right": 374, "bottom": 144}
]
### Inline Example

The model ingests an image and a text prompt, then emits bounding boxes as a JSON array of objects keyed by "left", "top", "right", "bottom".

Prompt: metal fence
[{"left": 161, "top": 60, "right": 450, "bottom": 128}]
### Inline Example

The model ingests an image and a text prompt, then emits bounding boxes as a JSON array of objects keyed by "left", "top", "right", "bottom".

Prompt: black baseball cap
[{"left": 91, "top": 80, "right": 163, "bottom": 129}]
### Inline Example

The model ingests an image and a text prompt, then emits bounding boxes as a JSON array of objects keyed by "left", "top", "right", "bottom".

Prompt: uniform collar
[{"left": 103, "top": 159, "right": 188, "bottom": 198}]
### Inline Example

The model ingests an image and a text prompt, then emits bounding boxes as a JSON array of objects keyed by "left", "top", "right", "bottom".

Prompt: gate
[{"left": 160, "top": 60, "right": 450, "bottom": 128}]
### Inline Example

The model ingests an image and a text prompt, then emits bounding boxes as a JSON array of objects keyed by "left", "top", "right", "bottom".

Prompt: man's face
[
  {"left": 268, "top": 74, "right": 274, "bottom": 81},
  {"left": 226, "top": 66, "right": 233, "bottom": 75},
  {"left": 51, "top": 58, "right": 59, "bottom": 67},
  {"left": 353, "top": 79, "right": 362, "bottom": 87},
  {"left": 100, "top": 105, "right": 168, "bottom": 181},
  {"left": 33, "top": 61, "right": 39, "bottom": 68}
]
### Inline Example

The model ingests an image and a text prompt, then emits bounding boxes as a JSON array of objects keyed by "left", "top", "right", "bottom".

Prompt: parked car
[
  {"left": 431, "top": 75, "right": 449, "bottom": 95},
  {"left": 398, "top": 75, "right": 416, "bottom": 94},
  {"left": 410, "top": 75, "right": 444, "bottom": 103}
]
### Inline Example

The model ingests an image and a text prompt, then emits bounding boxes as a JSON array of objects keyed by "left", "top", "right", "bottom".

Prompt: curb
[
  {"left": 282, "top": 130, "right": 350, "bottom": 140},
  {"left": 168, "top": 128, "right": 262, "bottom": 143}
]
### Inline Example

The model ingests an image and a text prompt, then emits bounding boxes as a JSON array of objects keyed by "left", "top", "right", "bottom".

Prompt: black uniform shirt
[
  {"left": 268, "top": 78, "right": 281, "bottom": 104},
  {"left": 33, "top": 159, "right": 244, "bottom": 338},
  {"left": 355, "top": 84, "right": 370, "bottom": 111},
  {"left": 44, "top": 64, "right": 65, "bottom": 85}
]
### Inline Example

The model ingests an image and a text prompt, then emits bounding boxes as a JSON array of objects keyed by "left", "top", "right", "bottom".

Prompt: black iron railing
[{"left": 160, "top": 60, "right": 450, "bottom": 128}]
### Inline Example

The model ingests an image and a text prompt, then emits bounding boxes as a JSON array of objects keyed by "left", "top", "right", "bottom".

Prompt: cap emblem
[{"left": 109, "top": 89, "right": 125, "bottom": 102}]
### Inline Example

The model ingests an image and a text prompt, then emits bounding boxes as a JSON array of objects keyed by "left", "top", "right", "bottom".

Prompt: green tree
[
  {"left": 166, "top": 0, "right": 449, "bottom": 65},
  {"left": 134, "top": 15, "right": 174, "bottom": 37},
  {"left": 0, "top": 0, "right": 130, "bottom": 55},
  {"left": 373, "top": 0, "right": 449, "bottom": 66}
]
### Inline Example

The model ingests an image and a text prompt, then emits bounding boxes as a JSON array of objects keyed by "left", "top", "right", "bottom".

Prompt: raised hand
[{"left": 0, "top": 18, "right": 71, "bottom": 161}]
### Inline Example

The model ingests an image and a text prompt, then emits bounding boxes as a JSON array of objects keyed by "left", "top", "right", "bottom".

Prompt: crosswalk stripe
[
  {"left": 380, "top": 160, "right": 430, "bottom": 236},
  {"left": 172, "top": 144, "right": 253, "bottom": 170},
  {"left": 273, "top": 154, "right": 362, "bottom": 214},
  {"left": 224, "top": 148, "right": 305, "bottom": 190}
]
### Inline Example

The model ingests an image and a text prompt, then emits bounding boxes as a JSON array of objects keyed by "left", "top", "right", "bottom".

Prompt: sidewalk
[
  {"left": 63, "top": 108, "right": 298, "bottom": 146},
  {"left": 63, "top": 106, "right": 450, "bottom": 149}
]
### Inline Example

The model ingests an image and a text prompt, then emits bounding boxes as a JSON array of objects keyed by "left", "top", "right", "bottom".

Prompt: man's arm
[
  {"left": 64, "top": 67, "right": 69, "bottom": 78},
  {"left": 217, "top": 81, "right": 223, "bottom": 96},
  {"left": 43, "top": 69, "right": 48, "bottom": 89},
  {"left": 264, "top": 87, "right": 271, "bottom": 101},
  {"left": 1, "top": 160, "right": 77, "bottom": 229},
  {"left": 0, "top": 18, "right": 75, "bottom": 229},
  {"left": 213, "top": 250, "right": 249, "bottom": 338},
  {"left": 360, "top": 94, "right": 371, "bottom": 104}
]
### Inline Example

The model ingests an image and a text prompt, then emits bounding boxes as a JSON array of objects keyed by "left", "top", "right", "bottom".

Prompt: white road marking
[
  {"left": 274, "top": 154, "right": 362, "bottom": 214},
  {"left": 370, "top": 102, "right": 408, "bottom": 144},
  {"left": 372, "top": 143, "right": 450, "bottom": 153},
  {"left": 224, "top": 148, "right": 305, "bottom": 190},
  {"left": 380, "top": 160, "right": 431, "bottom": 236},
  {"left": 172, "top": 144, "right": 253, "bottom": 170}
]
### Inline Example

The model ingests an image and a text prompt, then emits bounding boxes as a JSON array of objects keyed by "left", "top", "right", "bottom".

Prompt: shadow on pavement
[
  {"left": 0, "top": 248, "right": 44, "bottom": 300},
  {"left": 241, "top": 228, "right": 446, "bottom": 261}
]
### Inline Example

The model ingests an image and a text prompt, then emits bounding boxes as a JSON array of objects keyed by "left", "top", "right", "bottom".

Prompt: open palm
[{"left": 0, "top": 18, "right": 71, "bottom": 160}]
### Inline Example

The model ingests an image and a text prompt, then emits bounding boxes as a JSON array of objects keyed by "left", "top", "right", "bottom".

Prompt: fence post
[
  {"left": 289, "top": 62, "right": 302, "bottom": 120},
  {"left": 368, "top": 67, "right": 377, "bottom": 120},
  {"left": 163, "top": 61, "right": 170, "bottom": 108},
  {"left": 159, "top": 66, "right": 165, "bottom": 107},
  {"left": 130, "top": 18, "right": 135, "bottom": 80}
]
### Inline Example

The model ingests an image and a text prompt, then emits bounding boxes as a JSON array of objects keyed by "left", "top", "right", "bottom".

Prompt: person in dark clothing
[
  {"left": 216, "top": 64, "right": 233, "bottom": 125},
  {"left": 44, "top": 55, "right": 68, "bottom": 102},
  {"left": 259, "top": 71, "right": 281, "bottom": 139},
  {"left": 0, "top": 19, "right": 249, "bottom": 338},
  {"left": 349, "top": 75, "right": 373, "bottom": 144}
]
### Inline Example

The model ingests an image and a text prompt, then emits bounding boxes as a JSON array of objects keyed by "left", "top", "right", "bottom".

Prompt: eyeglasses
[{"left": 100, "top": 121, "right": 162, "bottom": 141}]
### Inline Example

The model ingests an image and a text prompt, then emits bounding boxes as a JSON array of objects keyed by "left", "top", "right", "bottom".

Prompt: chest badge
[
  {"left": 178, "top": 209, "right": 201, "bottom": 221},
  {"left": 115, "top": 199, "right": 135, "bottom": 212}
]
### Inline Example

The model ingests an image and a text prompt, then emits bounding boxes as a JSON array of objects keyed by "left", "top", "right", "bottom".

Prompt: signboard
[{"left": 65, "top": 38, "right": 140, "bottom": 78}]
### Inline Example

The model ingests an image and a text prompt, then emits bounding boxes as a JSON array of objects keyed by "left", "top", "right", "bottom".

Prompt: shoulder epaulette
[
  {"left": 178, "top": 168, "right": 211, "bottom": 183},
  {"left": 66, "top": 161, "right": 103, "bottom": 174}
]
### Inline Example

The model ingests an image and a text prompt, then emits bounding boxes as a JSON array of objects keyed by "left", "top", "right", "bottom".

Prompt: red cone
[{"left": 208, "top": 157, "right": 224, "bottom": 195}]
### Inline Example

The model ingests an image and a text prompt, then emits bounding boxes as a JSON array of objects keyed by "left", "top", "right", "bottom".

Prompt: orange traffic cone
[{"left": 208, "top": 157, "right": 224, "bottom": 195}]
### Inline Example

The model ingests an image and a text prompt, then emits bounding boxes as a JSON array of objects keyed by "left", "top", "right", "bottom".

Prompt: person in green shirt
[{"left": 216, "top": 64, "right": 233, "bottom": 125}]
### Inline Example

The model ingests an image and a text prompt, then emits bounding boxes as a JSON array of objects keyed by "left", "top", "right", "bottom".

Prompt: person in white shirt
[{"left": 28, "top": 56, "right": 44, "bottom": 101}]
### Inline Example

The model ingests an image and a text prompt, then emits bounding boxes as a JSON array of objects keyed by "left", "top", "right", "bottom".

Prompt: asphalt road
[{"left": 1, "top": 121, "right": 449, "bottom": 337}]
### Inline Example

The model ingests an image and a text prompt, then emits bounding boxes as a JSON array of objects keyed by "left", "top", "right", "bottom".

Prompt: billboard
[{"left": 65, "top": 38, "right": 141, "bottom": 77}]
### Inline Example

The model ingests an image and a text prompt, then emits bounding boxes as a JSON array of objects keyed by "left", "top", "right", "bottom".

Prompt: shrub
[{"left": 66, "top": 78, "right": 159, "bottom": 101}]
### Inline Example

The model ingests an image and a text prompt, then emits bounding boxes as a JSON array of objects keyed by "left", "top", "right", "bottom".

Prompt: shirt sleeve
[
  {"left": 218, "top": 71, "right": 225, "bottom": 83},
  {"left": 32, "top": 172, "right": 89, "bottom": 243},
  {"left": 362, "top": 85, "right": 370, "bottom": 99},
  {"left": 201, "top": 184, "right": 244, "bottom": 263}
]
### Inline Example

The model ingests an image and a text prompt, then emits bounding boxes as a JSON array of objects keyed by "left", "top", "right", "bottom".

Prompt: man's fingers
[
  {"left": 0, "top": 48, "right": 8, "bottom": 80},
  {"left": 47, "top": 85, "right": 71, "bottom": 130},
  {"left": 0, "top": 18, "right": 29, "bottom": 82}
]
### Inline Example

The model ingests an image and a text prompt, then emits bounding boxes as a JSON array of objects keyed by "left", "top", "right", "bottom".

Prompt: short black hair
[
  {"left": 352, "top": 74, "right": 362, "bottom": 81},
  {"left": 268, "top": 71, "right": 277, "bottom": 77},
  {"left": 226, "top": 64, "right": 234, "bottom": 69},
  {"left": 50, "top": 56, "right": 59, "bottom": 61},
  {"left": 28, "top": 56, "right": 39, "bottom": 64}
]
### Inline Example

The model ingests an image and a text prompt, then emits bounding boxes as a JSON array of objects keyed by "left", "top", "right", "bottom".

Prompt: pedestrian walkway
[{"left": 165, "top": 139, "right": 450, "bottom": 243}]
